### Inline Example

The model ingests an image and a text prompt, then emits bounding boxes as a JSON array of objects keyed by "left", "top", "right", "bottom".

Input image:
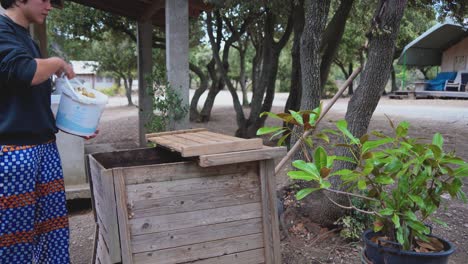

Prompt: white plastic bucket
[{"left": 55, "top": 78, "right": 108, "bottom": 136}]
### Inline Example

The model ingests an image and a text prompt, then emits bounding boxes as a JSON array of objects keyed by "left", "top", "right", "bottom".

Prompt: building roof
[
  {"left": 70, "top": 60, "right": 98, "bottom": 75},
  {"left": 398, "top": 22, "right": 468, "bottom": 66},
  {"left": 68, "top": 0, "right": 212, "bottom": 26}
]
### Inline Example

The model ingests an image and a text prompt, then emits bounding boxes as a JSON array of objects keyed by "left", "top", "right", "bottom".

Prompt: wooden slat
[
  {"left": 148, "top": 129, "right": 263, "bottom": 157},
  {"left": 259, "top": 159, "right": 281, "bottom": 264},
  {"left": 89, "top": 155, "right": 121, "bottom": 263},
  {"left": 114, "top": 169, "right": 134, "bottom": 263},
  {"left": 180, "top": 138, "right": 263, "bottom": 157},
  {"left": 124, "top": 161, "right": 256, "bottom": 185},
  {"left": 133, "top": 233, "right": 264, "bottom": 264},
  {"left": 190, "top": 131, "right": 239, "bottom": 143},
  {"left": 126, "top": 169, "right": 259, "bottom": 202},
  {"left": 174, "top": 133, "right": 217, "bottom": 144},
  {"left": 129, "top": 187, "right": 261, "bottom": 218},
  {"left": 146, "top": 128, "right": 207, "bottom": 139},
  {"left": 132, "top": 218, "right": 263, "bottom": 253},
  {"left": 95, "top": 231, "right": 112, "bottom": 264},
  {"left": 199, "top": 146, "right": 287, "bottom": 167},
  {"left": 130, "top": 203, "right": 262, "bottom": 235},
  {"left": 160, "top": 135, "right": 202, "bottom": 146},
  {"left": 186, "top": 248, "right": 265, "bottom": 264},
  {"left": 197, "top": 131, "right": 245, "bottom": 142}
]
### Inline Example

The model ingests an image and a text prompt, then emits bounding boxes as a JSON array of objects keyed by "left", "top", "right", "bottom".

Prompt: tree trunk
[
  {"left": 347, "top": 0, "right": 407, "bottom": 137},
  {"left": 237, "top": 8, "right": 293, "bottom": 138},
  {"left": 206, "top": 12, "right": 247, "bottom": 130},
  {"left": 123, "top": 76, "right": 134, "bottom": 106},
  {"left": 285, "top": 0, "right": 304, "bottom": 114},
  {"left": 391, "top": 64, "right": 398, "bottom": 92},
  {"left": 199, "top": 59, "right": 222, "bottom": 122},
  {"left": 348, "top": 62, "right": 354, "bottom": 95},
  {"left": 319, "top": 0, "right": 354, "bottom": 89},
  {"left": 189, "top": 61, "right": 209, "bottom": 122},
  {"left": 238, "top": 44, "right": 249, "bottom": 107}
]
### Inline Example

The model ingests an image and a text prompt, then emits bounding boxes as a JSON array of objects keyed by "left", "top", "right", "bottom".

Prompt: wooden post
[
  {"left": 137, "top": 20, "right": 153, "bottom": 147},
  {"left": 30, "top": 22, "right": 48, "bottom": 57},
  {"left": 260, "top": 159, "right": 281, "bottom": 263},
  {"left": 166, "top": 0, "right": 190, "bottom": 130}
]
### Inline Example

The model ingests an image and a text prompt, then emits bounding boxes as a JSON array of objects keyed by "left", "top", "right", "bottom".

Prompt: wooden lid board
[{"left": 146, "top": 128, "right": 264, "bottom": 157}]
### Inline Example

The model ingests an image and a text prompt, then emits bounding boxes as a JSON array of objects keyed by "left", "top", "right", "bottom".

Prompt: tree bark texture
[
  {"left": 206, "top": 12, "right": 247, "bottom": 130},
  {"left": 285, "top": 0, "right": 305, "bottom": 114},
  {"left": 237, "top": 8, "right": 293, "bottom": 138},
  {"left": 303, "top": 0, "right": 408, "bottom": 227},
  {"left": 189, "top": 62, "right": 209, "bottom": 121},
  {"left": 345, "top": 0, "right": 407, "bottom": 138},
  {"left": 299, "top": 0, "right": 330, "bottom": 111},
  {"left": 319, "top": 0, "right": 354, "bottom": 89}
]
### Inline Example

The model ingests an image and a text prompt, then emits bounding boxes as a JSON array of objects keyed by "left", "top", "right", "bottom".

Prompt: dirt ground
[{"left": 69, "top": 97, "right": 468, "bottom": 264}]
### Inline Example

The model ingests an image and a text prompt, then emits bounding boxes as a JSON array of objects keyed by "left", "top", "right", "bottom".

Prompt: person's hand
[
  {"left": 62, "top": 62, "right": 76, "bottom": 79},
  {"left": 59, "top": 129, "right": 99, "bottom": 140},
  {"left": 53, "top": 58, "right": 75, "bottom": 79},
  {"left": 82, "top": 130, "right": 99, "bottom": 140}
]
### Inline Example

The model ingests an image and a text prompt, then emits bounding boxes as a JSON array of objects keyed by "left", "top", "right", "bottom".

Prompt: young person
[{"left": 1, "top": 0, "right": 75, "bottom": 263}]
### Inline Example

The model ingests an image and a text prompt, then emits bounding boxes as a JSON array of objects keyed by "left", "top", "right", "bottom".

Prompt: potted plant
[{"left": 258, "top": 108, "right": 468, "bottom": 264}]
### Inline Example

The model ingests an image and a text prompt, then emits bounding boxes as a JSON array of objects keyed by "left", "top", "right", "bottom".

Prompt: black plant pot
[{"left": 362, "top": 230, "right": 456, "bottom": 264}]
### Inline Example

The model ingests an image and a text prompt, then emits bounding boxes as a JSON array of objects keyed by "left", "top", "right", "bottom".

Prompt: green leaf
[
  {"left": 454, "top": 164, "right": 468, "bottom": 177},
  {"left": 404, "top": 211, "right": 418, "bottom": 221},
  {"left": 277, "top": 133, "right": 290, "bottom": 146},
  {"left": 287, "top": 171, "right": 318, "bottom": 181},
  {"left": 322, "top": 129, "right": 340, "bottom": 136},
  {"left": 314, "top": 147, "right": 328, "bottom": 170},
  {"left": 295, "top": 188, "right": 320, "bottom": 200},
  {"left": 430, "top": 217, "right": 448, "bottom": 228},
  {"left": 257, "top": 126, "right": 283, "bottom": 136},
  {"left": 360, "top": 134, "right": 369, "bottom": 144},
  {"left": 384, "top": 159, "right": 403, "bottom": 174},
  {"left": 292, "top": 160, "right": 320, "bottom": 178},
  {"left": 309, "top": 112, "right": 318, "bottom": 126},
  {"left": 447, "top": 178, "right": 462, "bottom": 197},
  {"left": 332, "top": 155, "right": 357, "bottom": 164},
  {"left": 304, "top": 136, "right": 314, "bottom": 148},
  {"left": 336, "top": 120, "right": 359, "bottom": 144},
  {"left": 396, "top": 228, "right": 405, "bottom": 246},
  {"left": 315, "top": 133, "right": 330, "bottom": 143},
  {"left": 392, "top": 214, "right": 401, "bottom": 228},
  {"left": 375, "top": 176, "right": 395, "bottom": 185},
  {"left": 441, "top": 158, "right": 466, "bottom": 166},
  {"left": 358, "top": 180, "right": 367, "bottom": 190},
  {"left": 270, "top": 129, "right": 288, "bottom": 139},
  {"left": 362, "top": 138, "right": 393, "bottom": 153},
  {"left": 409, "top": 194, "right": 425, "bottom": 208},
  {"left": 396, "top": 121, "right": 409, "bottom": 137},
  {"left": 371, "top": 131, "right": 387, "bottom": 138},
  {"left": 429, "top": 145, "right": 442, "bottom": 160},
  {"left": 289, "top": 110, "right": 304, "bottom": 125},
  {"left": 379, "top": 208, "right": 394, "bottom": 216},
  {"left": 432, "top": 133, "right": 444, "bottom": 148},
  {"left": 330, "top": 169, "right": 354, "bottom": 176},
  {"left": 320, "top": 181, "right": 331, "bottom": 189},
  {"left": 260, "top": 112, "right": 281, "bottom": 119},
  {"left": 407, "top": 220, "right": 430, "bottom": 234}
]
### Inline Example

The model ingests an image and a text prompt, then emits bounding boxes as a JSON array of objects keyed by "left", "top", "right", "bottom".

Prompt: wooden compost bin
[{"left": 89, "top": 129, "right": 286, "bottom": 264}]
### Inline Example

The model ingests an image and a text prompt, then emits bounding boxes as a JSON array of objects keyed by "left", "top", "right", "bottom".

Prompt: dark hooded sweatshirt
[{"left": 0, "top": 15, "right": 56, "bottom": 145}]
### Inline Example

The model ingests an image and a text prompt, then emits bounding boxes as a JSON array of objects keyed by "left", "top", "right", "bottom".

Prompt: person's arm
[{"left": 32, "top": 57, "right": 75, "bottom": 85}]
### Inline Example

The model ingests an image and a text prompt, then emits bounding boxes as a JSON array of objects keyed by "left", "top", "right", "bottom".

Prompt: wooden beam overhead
[
  {"left": 141, "top": 0, "right": 165, "bottom": 22},
  {"left": 68, "top": 0, "right": 212, "bottom": 26}
]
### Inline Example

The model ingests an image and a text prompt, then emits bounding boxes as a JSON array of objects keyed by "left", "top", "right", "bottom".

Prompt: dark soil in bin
[{"left": 91, "top": 147, "right": 189, "bottom": 169}]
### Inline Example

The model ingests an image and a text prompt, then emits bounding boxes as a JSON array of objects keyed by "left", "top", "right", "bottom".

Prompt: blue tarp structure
[{"left": 425, "top": 72, "right": 457, "bottom": 91}]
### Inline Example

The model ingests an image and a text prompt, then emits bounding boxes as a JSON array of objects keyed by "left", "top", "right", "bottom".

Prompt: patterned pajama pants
[{"left": 0, "top": 142, "right": 70, "bottom": 264}]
